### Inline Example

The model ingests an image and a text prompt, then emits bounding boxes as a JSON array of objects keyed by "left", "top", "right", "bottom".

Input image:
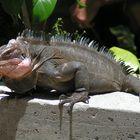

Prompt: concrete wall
[{"left": 0, "top": 86, "right": 140, "bottom": 140}]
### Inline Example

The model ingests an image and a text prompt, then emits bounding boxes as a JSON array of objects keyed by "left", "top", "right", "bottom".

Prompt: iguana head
[{"left": 0, "top": 37, "right": 32, "bottom": 79}]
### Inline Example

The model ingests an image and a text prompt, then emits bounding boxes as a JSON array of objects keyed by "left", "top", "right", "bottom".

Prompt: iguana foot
[
  {"left": 60, "top": 89, "right": 89, "bottom": 113},
  {"left": 59, "top": 88, "right": 89, "bottom": 140}
]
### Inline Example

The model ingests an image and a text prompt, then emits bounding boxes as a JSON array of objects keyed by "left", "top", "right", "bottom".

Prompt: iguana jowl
[{"left": 0, "top": 30, "right": 140, "bottom": 140}]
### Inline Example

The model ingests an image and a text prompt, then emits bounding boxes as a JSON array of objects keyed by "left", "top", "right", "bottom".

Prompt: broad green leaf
[
  {"left": 0, "top": 0, "right": 23, "bottom": 16},
  {"left": 32, "top": 0, "right": 57, "bottom": 23},
  {"left": 109, "top": 46, "right": 140, "bottom": 72}
]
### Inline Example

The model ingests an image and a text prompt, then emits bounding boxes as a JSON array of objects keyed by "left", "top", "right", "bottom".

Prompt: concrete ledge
[{"left": 0, "top": 86, "right": 140, "bottom": 140}]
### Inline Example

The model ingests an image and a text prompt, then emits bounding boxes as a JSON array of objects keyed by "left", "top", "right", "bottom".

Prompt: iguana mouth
[{"left": 0, "top": 39, "right": 32, "bottom": 79}]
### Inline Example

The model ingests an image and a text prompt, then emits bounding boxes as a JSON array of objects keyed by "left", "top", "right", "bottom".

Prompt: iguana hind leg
[{"left": 59, "top": 88, "right": 89, "bottom": 140}]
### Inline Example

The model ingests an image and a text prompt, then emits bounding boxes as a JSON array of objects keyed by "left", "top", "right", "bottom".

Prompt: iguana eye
[{"left": 21, "top": 53, "right": 26, "bottom": 59}]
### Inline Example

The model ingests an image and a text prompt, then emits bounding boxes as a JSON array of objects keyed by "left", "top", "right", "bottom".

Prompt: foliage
[
  {"left": 32, "top": 0, "right": 57, "bottom": 24},
  {"left": 110, "top": 25, "right": 140, "bottom": 76},
  {"left": 0, "top": 0, "right": 57, "bottom": 28},
  {"left": 110, "top": 25, "right": 136, "bottom": 54},
  {"left": 51, "top": 18, "right": 68, "bottom": 35},
  {"left": 0, "top": 0, "right": 23, "bottom": 16},
  {"left": 110, "top": 47, "right": 140, "bottom": 74},
  {"left": 50, "top": 18, "right": 86, "bottom": 40}
]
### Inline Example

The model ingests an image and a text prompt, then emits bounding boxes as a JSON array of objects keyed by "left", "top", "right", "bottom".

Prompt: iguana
[{"left": 0, "top": 29, "right": 140, "bottom": 140}]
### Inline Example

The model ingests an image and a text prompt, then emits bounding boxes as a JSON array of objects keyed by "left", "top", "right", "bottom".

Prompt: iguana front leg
[
  {"left": 42, "top": 61, "right": 90, "bottom": 85},
  {"left": 42, "top": 61, "right": 90, "bottom": 140}
]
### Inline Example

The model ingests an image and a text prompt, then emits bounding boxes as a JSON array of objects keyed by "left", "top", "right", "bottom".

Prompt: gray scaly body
[{"left": 0, "top": 30, "right": 140, "bottom": 140}]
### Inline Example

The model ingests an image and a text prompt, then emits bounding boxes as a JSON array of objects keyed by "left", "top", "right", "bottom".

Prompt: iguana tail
[{"left": 123, "top": 75, "right": 140, "bottom": 100}]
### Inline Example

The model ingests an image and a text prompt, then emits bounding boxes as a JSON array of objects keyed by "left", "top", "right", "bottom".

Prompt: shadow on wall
[{"left": 0, "top": 96, "right": 28, "bottom": 140}]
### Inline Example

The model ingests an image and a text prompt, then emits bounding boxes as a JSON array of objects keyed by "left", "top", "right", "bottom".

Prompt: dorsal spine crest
[{"left": 18, "top": 29, "right": 133, "bottom": 74}]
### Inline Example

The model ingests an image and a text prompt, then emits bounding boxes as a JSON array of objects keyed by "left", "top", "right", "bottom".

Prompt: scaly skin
[{"left": 0, "top": 30, "right": 140, "bottom": 140}]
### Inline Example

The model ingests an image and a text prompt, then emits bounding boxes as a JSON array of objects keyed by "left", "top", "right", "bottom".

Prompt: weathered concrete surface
[{"left": 0, "top": 85, "right": 140, "bottom": 140}]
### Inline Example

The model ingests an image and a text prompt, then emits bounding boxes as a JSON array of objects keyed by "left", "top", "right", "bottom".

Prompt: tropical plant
[
  {"left": 110, "top": 25, "right": 140, "bottom": 76},
  {"left": 0, "top": 0, "right": 57, "bottom": 29}
]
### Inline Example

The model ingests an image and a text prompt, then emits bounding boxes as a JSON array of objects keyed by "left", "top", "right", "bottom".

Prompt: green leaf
[
  {"left": 0, "top": 0, "right": 23, "bottom": 16},
  {"left": 109, "top": 46, "right": 140, "bottom": 72},
  {"left": 32, "top": 0, "right": 57, "bottom": 23}
]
